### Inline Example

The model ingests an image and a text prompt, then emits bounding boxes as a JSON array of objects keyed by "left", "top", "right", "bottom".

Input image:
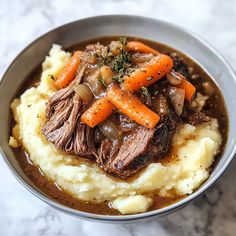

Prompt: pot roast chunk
[
  {"left": 104, "top": 127, "right": 155, "bottom": 178},
  {"left": 42, "top": 80, "right": 97, "bottom": 158},
  {"left": 98, "top": 112, "right": 179, "bottom": 178}
]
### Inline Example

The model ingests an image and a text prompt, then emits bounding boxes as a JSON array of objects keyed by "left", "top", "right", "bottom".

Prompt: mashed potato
[{"left": 10, "top": 45, "right": 222, "bottom": 215}]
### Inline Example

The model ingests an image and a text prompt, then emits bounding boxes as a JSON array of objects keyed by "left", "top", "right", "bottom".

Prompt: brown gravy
[{"left": 11, "top": 37, "right": 228, "bottom": 215}]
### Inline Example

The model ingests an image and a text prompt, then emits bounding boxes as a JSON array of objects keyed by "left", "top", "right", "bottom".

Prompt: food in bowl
[{"left": 9, "top": 37, "right": 228, "bottom": 215}]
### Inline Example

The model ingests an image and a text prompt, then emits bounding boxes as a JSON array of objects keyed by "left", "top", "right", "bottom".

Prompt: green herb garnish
[
  {"left": 96, "top": 38, "right": 132, "bottom": 83},
  {"left": 141, "top": 86, "right": 151, "bottom": 99},
  {"left": 110, "top": 47, "right": 132, "bottom": 83},
  {"left": 98, "top": 77, "right": 107, "bottom": 87},
  {"left": 112, "top": 49, "right": 132, "bottom": 73},
  {"left": 119, "top": 37, "right": 127, "bottom": 47},
  {"left": 112, "top": 76, "right": 123, "bottom": 83},
  {"left": 97, "top": 48, "right": 114, "bottom": 68}
]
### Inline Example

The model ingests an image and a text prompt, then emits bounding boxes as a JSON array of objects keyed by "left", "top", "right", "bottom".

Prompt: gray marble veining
[{"left": 0, "top": 0, "right": 236, "bottom": 235}]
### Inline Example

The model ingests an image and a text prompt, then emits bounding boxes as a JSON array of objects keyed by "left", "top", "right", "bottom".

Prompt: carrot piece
[
  {"left": 56, "top": 51, "right": 82, "bottom": 88},
  {"left": 107, "top": 85, "right": 160, "bottom": 129},
  {"left": 122, "top": 55, "right": 173, "bottom": 92},
  {"left": 127, "top": 41, "right": 196, "bottom": 100},
  {"left": 177, "top": 79, "right": 196, "bottom": 101},
  {"left": 81, "top": 97, "right": 114, "bottom": 128},
  {"left": 127, "top": 41, "right": 160, "bottom": 55}
]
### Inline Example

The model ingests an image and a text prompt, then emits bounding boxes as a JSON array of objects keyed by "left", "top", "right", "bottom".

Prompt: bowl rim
[{"left": 1, "top": 14, "right": 236, "bottom": 222}]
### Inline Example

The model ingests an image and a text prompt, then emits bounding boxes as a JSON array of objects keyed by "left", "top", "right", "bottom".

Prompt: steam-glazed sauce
[
  {"left": 11, "top": 37, "right": 228, "bottom": 215},
  {"left": 13, "top": 148, "right": 183, "bottom": 215}
]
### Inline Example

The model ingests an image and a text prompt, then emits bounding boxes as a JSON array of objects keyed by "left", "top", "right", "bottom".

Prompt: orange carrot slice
[
  {"left": 127, "top": 41, "right": 196, "bottom": 100},
  {"left": 81, "top": 97, "right": 114, "bottom": 128},
  {"left": 177, "top": 79, "right": 196, "bottom": 101},
  {"left": 122, "top": 55, "right": 173, "bottom": 92},
  {"left": 107, "top": 85, "right": 160, "bottom": 129},
  {"left": 56, "top": 51, "right": 82, "bottom": 88},
  {"left": 127, "top": 41, "right": 160, "bottom": 55}
]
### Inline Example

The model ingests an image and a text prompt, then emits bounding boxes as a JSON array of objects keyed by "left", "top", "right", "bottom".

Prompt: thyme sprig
[
  {"left": 119, "top": 36, "right": 127, "bottom": 47},
  {"left": 98, "top": 77, "right": 107, "bottom": 87},
  {"left": 141, "top": 86, "right": 151, "bottom": 99},
  {"left": 111, "top": 44, "right": 132, "bottom": 83},
  {"left": 112, "top": 49, "right": 132, "bottom": 73},
  {"left": 96, "top": 37, "right": 132, "bottom": 83},
  {"left": 112, "top": 76, "right": 124, "bottom": 83},
  {"left": 97, "top": 48, "right": 114, "bottom": 68}
]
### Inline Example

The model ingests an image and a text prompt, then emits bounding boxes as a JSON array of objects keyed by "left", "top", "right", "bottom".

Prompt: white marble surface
[{"left": 1, "top": 0, "right": 236, "bottom": 235}]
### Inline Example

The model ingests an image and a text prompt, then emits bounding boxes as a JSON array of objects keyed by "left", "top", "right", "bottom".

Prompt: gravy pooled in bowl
[{"left": 9, "top": 37, "right": 228, "bottom": 215}]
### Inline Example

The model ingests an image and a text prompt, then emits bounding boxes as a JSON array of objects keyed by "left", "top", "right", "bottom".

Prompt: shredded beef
[
  {"left": 43, "top": 87, "right": 97, "bottom": 158},
  {"left": 104, "top": 127, "right": 154, "bottom": 177},
  {"left": 42, "top": 59, "right": 97, "bottom": 158},
  {"left": 98, "top": 112, "right": 179, "bottom": 178},
  {"left": 97, "top": 139, "right": 120, "bottom": 166}
]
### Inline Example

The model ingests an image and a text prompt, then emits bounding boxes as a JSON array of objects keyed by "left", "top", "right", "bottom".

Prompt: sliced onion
[
  {"left": 87, "top": 70, "right": 105, "bottom": 97},
  {"left": 109, "top": 41, "right": 123, "bottom": 55},
  {"left": 120, "top": 123, "right": 136, "bottom": 132},
  {"left": 87, "top": 54, "right": 97, "bottom": 64},
  {"left": 100, "top": 66, "right": 113, "bottom": 85},
  {"left": 98, "top": 119, "right": 122, "bottom": 141},
  {"left": 168, "top": 87, "right": 185, "bottom": 116},
  {"left": 74, "top": 83, "right": 93, "bottom": 103},
  {"left": 94, "top": 128, "right": 105, "bottom": 143},
  {"left": 166, "top": 70, "right": 183, "bottom": 85},
  {"left": 119, "top": 114, "right": 136, "bottom": 132},
  {"left": 152, "top": 94, "right": 169, "bottom": 116},
  {"left": 120, "top": 119, "right": 136, "bottom": 132},
  {"left": 131, "top": 53, "right": 153, "bottom": 63}
]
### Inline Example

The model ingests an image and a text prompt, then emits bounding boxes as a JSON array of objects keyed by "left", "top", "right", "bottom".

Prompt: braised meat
[
  {"left": 99, "top": 127, "right": 155, "bottom": 178},
  {"left": 43, "top": 79, "right": 97, "bottom": 158},
  {"left": 42, "top": 53, "right": 100, "bottom": 157},
  {"left": 42, "top": 37, "right": 212, "bottom": 179},
  {"left": 97, "top": 112, "right": 179, "bottom": 178}
]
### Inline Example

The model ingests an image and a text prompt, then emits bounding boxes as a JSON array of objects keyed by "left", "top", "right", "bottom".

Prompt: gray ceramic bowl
[{"left": 0, "top": 15, "right": 236, "bottom": 223}]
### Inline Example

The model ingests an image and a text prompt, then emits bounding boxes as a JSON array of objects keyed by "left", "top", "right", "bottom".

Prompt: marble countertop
[{"left": 1, "top": 0, "right": 236, "bottom": 235}]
